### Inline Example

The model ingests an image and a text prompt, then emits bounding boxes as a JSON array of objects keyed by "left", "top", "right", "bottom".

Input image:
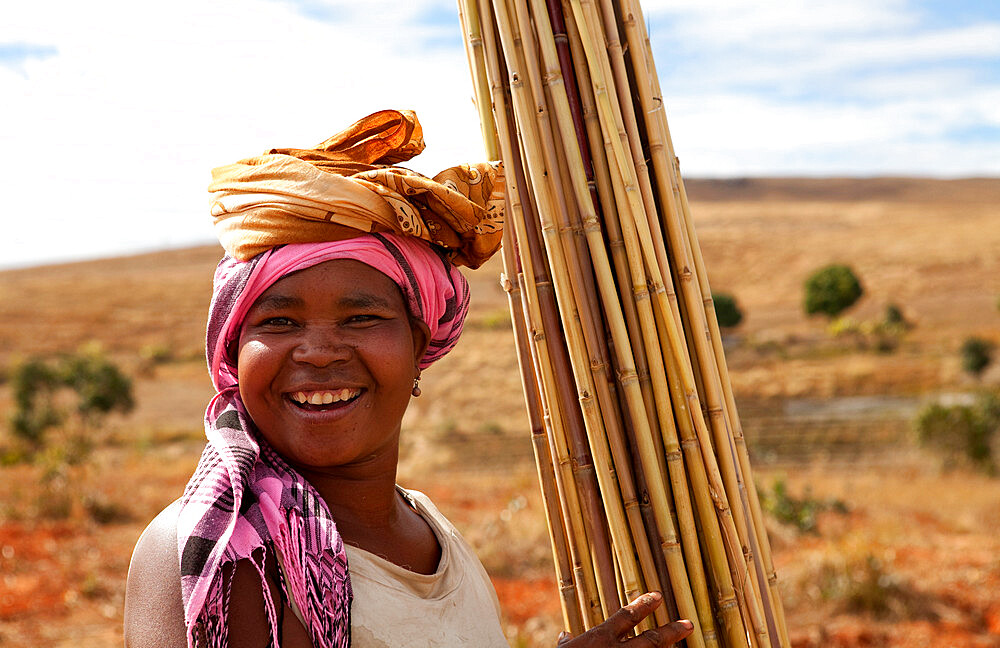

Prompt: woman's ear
[{"left": 410, "top": 318, "right": 431, "bottom": 366}]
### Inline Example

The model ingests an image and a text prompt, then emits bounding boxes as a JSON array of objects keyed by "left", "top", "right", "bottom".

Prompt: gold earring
[{"left": 411, "top": 374, "right": 422, "bottom": 398}]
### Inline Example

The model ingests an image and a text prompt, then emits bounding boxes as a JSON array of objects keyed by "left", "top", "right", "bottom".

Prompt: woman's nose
[{"left": 290, "top": 328, "right": 351, "bottom": 366}]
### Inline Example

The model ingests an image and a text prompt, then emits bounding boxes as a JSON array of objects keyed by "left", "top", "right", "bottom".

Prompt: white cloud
[
  {"left": 666, "top": 89, "right": 1000, "bottom": 176},
  {"left": 643, "top": 0, "right": 915, "bottom": 42},
  {"left": 638, "top": 0, "right": 1000, "bottom": 176},
  {"left": 0, "top": 0, "right": 486, "bottom": 268},
  {"left": 1, "top": 0, "right": 997, "bottom": 267}
]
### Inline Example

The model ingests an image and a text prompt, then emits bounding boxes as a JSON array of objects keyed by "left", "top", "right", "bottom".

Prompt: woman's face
[{"left": 236, "top": 259, "right": 430, "bottom": 471}]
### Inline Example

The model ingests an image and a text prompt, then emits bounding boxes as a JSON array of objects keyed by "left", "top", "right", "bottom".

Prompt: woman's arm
[
  {"left": 226, "top": 554, "right": 313, "bottom": 648},
  {"left": 123, "top": 502, "right": 312, "bottom": 648},
  {"left": 123, "top": 500, "right": 188, "bottom": 648}
]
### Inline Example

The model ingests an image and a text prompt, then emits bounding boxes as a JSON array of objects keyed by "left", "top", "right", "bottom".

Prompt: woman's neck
[
  {"left": 296, "top": 453, "right": 403, "bottom": 533},
  {"left": 293, "top": 451, "right": 440, "bottom": 574}
]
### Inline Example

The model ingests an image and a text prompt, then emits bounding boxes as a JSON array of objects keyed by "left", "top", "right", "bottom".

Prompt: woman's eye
[
  {"left": 261, "top": 316, "right": 295, "bottom": 327},
  {"left": 347, "top": 314, "right": 384, "bottom": 325}
]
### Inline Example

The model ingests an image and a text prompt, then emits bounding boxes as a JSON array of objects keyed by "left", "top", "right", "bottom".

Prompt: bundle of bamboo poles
[{"left": 456, "top": 1, "right": 790, "bottom": 647}]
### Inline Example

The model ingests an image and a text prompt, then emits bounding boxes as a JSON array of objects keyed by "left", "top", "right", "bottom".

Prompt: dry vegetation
[{"left": 1, "top": 178, "right": 999, "bottom": 647}]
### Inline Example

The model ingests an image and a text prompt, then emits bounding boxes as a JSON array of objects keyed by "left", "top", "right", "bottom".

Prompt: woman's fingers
[
  {"left": 555, "top": 592, "right": 695, "bottom": 647},
  {"left": 603, "top": 592, "right": 665, "bottom": 636},
  {"left": 626, "top": 620, "right": 695, "bottom": 647}
]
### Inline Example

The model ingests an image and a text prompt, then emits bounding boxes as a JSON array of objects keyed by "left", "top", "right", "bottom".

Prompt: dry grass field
[{"left": 1, "top": 177, "right": 999, "bottom": 647}]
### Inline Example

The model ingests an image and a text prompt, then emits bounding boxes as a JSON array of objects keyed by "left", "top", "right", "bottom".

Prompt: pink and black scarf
[{"left": 177, "top": 233, "right": 470, "bottom": 647}]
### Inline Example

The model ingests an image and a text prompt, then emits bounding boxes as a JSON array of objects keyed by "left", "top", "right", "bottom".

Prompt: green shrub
[
  {"left": 804, "top": 264, "right": 863, "bottom": 318},
  {"left": 817, "top": 554, "right": 920, "bottom": 619},
  {"left": 759, "top": 479, "right": 848, "bottom": 533},
  {"left": 960, "top": 336, "right": 994, "bottom": 377},
  {"left": 139, "top": 343, "right": 174, "bottom": 366},
  {"left": 915, "top": 392, "right": 1000, "bottom": 473},
  {"left": 712, "top": 292, "right": 744, "bottom": 328},
  {"left": 826, "top": 315, "right": 904, "bottom": 353},
  {"left": 10, "top": 358, "right": 63, "bottom": 446},
  {"left": 59, "top": 351, "right": 134, "bottom": 423},
  {"left": 884, "top": 304, "right": 905, "bottom": 326},
  {"left": 7, "top": 348, "right": 134, "bottom": 450}
]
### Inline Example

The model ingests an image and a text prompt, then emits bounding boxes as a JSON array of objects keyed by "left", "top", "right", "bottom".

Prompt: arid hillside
[{"left": 1, "top": 177, "right": 999, "bottom": 647}]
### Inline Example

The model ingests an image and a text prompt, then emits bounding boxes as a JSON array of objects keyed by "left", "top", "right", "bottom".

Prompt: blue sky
[{"left": 1, "top": 0, "right": 997, "bottom": 268}]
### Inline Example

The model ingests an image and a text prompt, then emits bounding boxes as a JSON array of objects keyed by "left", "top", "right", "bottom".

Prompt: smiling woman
[{"left": 121, "top": 110, "right": 693, "bottom": 648}]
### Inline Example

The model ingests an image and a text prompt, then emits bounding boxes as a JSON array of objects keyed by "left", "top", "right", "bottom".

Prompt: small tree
[
  {"left": 884, "top": 304, "right": 905, "bottom": 326},
  {"left": 6, "top": 349, "right": 136, "bottom": 521},
  {"left": 712, "top": 292, "right": 744, "bottom": 329},
  {"left": 805, "top": 264, "right": 864, "bottom": 317},
  {"left": 961, "top": 337, "right": 995, "bottom": 378},
  {"left": 803, "top": 264, "right": 863, "bottom": 318},
  {"left": 916, "top": 392, "right": 999, "bottom": 473},
  {"left": 8, "top": 349, "right": 134, "bottom": 451},
  {"left": 10, "top": 358, "right": 64, "bottom": 446}
]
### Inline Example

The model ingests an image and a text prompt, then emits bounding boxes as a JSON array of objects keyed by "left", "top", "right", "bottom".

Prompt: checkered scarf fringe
[{"left": 177, "top": 390, "right": 352, "bottom": 648}]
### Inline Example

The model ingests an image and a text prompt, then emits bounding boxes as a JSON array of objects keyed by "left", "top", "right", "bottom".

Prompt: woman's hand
[{"left": 556, "top": 592, "right": 694, "bottom": 647}]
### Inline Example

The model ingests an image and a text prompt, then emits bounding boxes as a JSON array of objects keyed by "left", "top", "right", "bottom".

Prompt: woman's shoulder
[
  {"left": 124, "top": 500, "right": 188, "bottom": 648},
  {"left": 399, "top": 488, "right": 446, "bottom": 523}
]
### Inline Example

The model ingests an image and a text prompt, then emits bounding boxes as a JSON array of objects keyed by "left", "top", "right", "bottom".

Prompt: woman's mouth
[{"left": 287, "top": 388, "right": 363, "bottom": 411}]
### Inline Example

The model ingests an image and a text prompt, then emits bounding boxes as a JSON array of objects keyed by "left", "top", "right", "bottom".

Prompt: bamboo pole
[
  {"left": 517, "top": 0, "right": 689, "bottom": 629},
  {"left": 610, "top": 3, "right": 786, "bottom": 645},
  {"left": 559, "top": 2, "right": 756, "bottom": 644},
  {"left": 460, "top": 6, "right": 586, "bottom": 632},
  {"left": 521, "top": 0, "right": 719, "bottom": 643},
  {"left": 469, "top": 0, "right": 615, "bottom": 625},
  {"left": 618, "top": 7, "right": 790, "bottom": 642},
  {"left": 490, "top": 0, "right": 657, "bottom": 622},
  {"left": 487, "top": 0, "right": 639, "bottom": 620},
  {"left": 458, "top": 0, "right": 789, "bottom": 643},
  {"left": 553, "top": 14, "right": 728, "bottom": 647}
]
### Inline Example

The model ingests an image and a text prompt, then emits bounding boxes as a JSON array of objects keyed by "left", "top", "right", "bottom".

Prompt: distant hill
[
  {"left": 684, "top": 176, "right": 1000, "bottom": 203},
  {"left": 2, "top": 177, "right": 997, "bottom": 371}
]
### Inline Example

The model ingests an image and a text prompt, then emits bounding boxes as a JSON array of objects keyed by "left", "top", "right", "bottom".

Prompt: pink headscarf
[
  {"left": 207, "top": 233, "right": 469, "bottom": 391},
  {"left": 178, "top": 233, "right": 470, "bottom": 648}
]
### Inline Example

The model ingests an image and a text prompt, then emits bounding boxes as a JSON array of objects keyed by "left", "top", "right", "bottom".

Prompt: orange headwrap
[{"left": 208, "top": 110, "right": 504, "bottom": 269}]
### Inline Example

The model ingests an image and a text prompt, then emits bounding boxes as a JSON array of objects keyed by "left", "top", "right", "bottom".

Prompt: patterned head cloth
[
  {"left": 176, "top": 109, "right": 501, "bottom": 648},
  {"left": 209, "top": 109, "right": 504, "bottom": 269}
]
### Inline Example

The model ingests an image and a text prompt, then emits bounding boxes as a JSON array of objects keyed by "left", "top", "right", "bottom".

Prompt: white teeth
[{"left": 292, "top": 389, "right": 359, "bottom": 406}]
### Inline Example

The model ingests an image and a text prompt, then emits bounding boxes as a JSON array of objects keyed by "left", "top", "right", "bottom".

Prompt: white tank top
[{"left": 344, "top": 488, "right": 509, "bottom": 648}]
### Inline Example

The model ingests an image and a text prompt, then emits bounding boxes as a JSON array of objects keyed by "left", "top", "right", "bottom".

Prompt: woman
[{"left": 123, "top": 111, "right": 694, "bottom": 648}]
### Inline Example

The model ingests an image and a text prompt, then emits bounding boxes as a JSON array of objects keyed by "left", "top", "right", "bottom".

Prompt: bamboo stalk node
[
  {"left": 660, "top": 539, "right": 683, "bottom": 552},
  {"left": 616, "top": 369, "right": 639, "bottom": 385},
  {"left": 544, "top": 71, "right": 563, "bottom": 85},
  {"left": 680, "top": 438, "right": 700, "bottom": 452},
  {"left": 719, "top": 599, "right": 739, "bottom": 612}
]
